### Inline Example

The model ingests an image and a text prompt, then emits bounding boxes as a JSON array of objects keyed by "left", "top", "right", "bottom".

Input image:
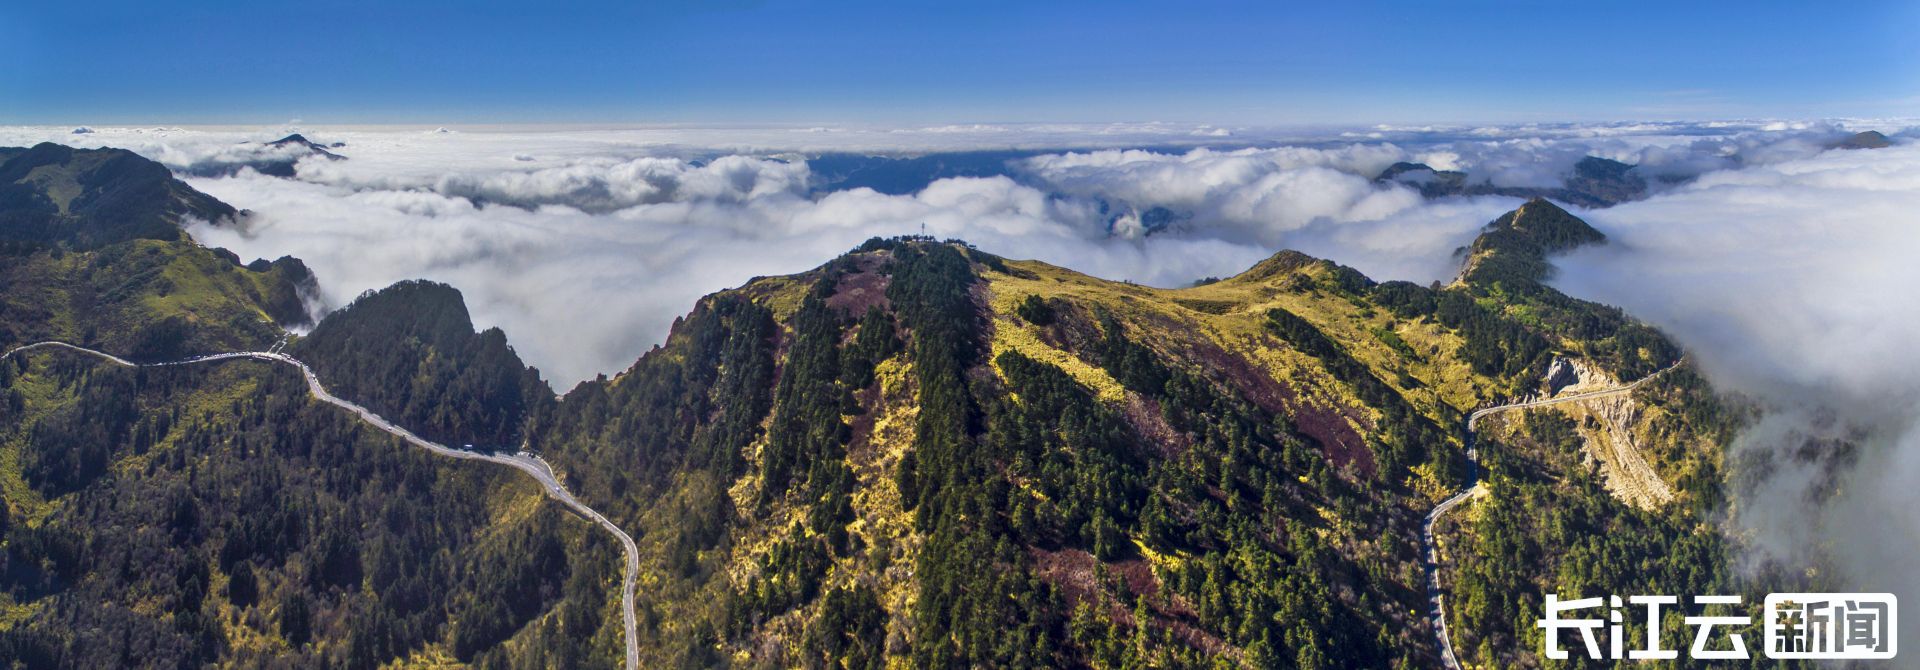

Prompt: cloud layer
[
  {"left": 1553, "top": 143, "right": 1920, "bottom": 635},
  {"left": 3, "top": 120, "right": 1904, "bottom": 389},
  {"left": 5, "top": 119, "right": 1920, "bottom": 623}
]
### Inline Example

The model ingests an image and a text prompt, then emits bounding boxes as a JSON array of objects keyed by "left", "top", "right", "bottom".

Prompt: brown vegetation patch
[
  {"left": 826, "top": 254, "right": 892, "bottom": 315},
  {"left": 1037, "top": 298, "right": 1375, "bottom": 475},
  {"left": 1028, "top": 547, "right": 1231, "bottom": 655},
  {"left": 1122, "top": 393, "right": 1189, "bottom": 457},
  {"left": 1034, "top": 300, "right": 1104, "bottom": 353},
  {"left": 1190, "top": 333, "right": 1375, "bottom": 476}
]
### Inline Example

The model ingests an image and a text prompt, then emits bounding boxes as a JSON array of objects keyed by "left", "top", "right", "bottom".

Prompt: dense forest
[
  {"left": 524, "top": 240, "right": 1438, "bottom": 667},
  {"left": 0, "top": 150, "right": 622, "bottom": 667},
  {"left": 293, "top": 280, "right": 553, "bottom": 449},
  {"left": 509, "top": 219, "right": 1739, "bottom": 667},
  {"left": 0, "top": 349, "right": 623, "bottom": 667},
  {"left": 1450, "top": 198, "right": 1680, "bottom": 380}
]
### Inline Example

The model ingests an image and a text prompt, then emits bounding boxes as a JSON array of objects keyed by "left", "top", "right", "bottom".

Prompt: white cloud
[
  {"left": 181, "top": 169, "right": 1224, "bottom": 387},
  {"left": 1553, "top": 143, "right": 1920, "bottom": 628},
  {"left": 300, "top": 154, "right": 814, "bottom": 213},
  {"left": 2, "top": 120, "right": 1901, "bottom": 389},
  {"left": 7, "top": 119, "right": 1920, "bottom": 617},
  {"left": 1016, "top": 145, "right": 1421, "bottom": 244},
  {"left": 171, "top": 136, "right": 1487, "bottom": 388}
]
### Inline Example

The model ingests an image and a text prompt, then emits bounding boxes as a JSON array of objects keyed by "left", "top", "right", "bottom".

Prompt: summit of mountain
[
  {"left": 0, "top": 142, "right": 237, "bottom": 251},
  {"left": 0, "top": 148, "right": 1736, "bottom": 669}
]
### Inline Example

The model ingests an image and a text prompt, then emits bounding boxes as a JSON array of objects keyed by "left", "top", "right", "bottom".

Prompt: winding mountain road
[
  {"left": 1, "top": 341, "right": 640, "bottom": 670},
  {"left": 1422, "top": 362, "right": 1680, "bottom": 669}
]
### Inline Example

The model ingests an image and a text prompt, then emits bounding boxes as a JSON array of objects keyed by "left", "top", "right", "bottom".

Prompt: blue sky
[{"left": 4, "top": 0, "right": 1916, "bottom": 125}]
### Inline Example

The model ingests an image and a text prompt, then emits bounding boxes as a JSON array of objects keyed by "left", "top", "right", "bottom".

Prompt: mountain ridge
[
  {"left": 0, "top": 142, "right": 237, "bottom": 251},
  {"left": 0, "top": 143, "right": 1743, "bottom": 669},
  {"left": 1376, "top": 155, "right": 1649, "bottom": 207}
]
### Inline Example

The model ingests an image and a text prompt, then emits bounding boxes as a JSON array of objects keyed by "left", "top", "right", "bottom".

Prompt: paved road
[
  {"left": 2, "top": 341, "right": 640, "bottom": 670},
  {"left": 1421, "top": 362, "right": 1680, "bottom": 669}
]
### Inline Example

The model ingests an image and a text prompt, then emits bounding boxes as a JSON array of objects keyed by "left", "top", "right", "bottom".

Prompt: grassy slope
[
  {"left": 0, "top": 240, "right": 301, "bottom": 356},
  {"left": 594, "top": 235, "right": 1733, "bottom": 667},
  {"left": 983, "top": 253, "right": 1493, "bottom": 498}
]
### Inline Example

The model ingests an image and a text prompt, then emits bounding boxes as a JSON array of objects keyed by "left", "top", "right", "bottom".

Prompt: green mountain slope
[
  {"left": 292, "top": 280, "right": 553, "bottom": 449},
  {"left": 0, "top": 143, "right": 237, "bottom": 252},
  {"left": 521, "top": 220, "right": 1734, "bottom": 667},
  {"left": 0, "top": 146, "right": 1750, "bottom": 669},
  {"left": 0, "top": 145, "right": 316, "bottom": 358},
  {"left": 0, "top": 146, "right": 625, "bottom": 668},
  {"left": 1376, "top": 157, "right": 1649, "bottom": 208},
  {"left": 0, "top": 356, "right": 621, "bottom": 668}
]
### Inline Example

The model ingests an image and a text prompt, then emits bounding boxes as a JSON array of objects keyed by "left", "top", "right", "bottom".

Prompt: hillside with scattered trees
[{"left": 0, "top": 147, "right": 1758, "bottom": 668}]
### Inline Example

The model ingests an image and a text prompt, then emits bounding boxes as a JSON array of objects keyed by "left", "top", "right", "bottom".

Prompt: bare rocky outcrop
[
  {"left": 1514, "top": 356, "right": 1616, "bottom": 405},
  {"left": 1504, "top": 357, "right": 1676, "bottom": 509},
  {"left": 1575, "top": 394, "right": 1676, "bottom": 509},
  {"left": 1540, "top": 357, "right": 1675, "bottom": 509}
]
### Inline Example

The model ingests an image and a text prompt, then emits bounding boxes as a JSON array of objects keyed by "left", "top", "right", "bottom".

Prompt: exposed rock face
[
  {"left": 1578, "top": 394, "right": 1677, "bottom": 510},
  {"left": 1543, "top": 357, "right": 1580, "bottom": 396},
  {"left": 1543, "top": 356, "right": 1613, "bottom": 397},
  {"left": 1528, "top": 356, "right": 1675, "bottom": 510}
]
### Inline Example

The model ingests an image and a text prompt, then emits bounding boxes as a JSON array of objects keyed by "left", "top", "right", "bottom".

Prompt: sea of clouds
[
  {"left": 0, "top": 120, "right": 1895, "bottom": 390},
  {"left": 7, "top": 121, "right": 1920, "bottom": 619},
  {"left": 1555, "top": 142, "right": 1920, "bottom": 636}
]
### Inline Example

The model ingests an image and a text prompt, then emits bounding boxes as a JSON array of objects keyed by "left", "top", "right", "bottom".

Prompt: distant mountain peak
[
  {"left": 1831, "top": 130, "right": 1892, "bottom": 150},
  {"left": 1229, "top": 249, "right": 1372, "bottom": 292},
  {"left": 1490, "top": 198, "right": 1605, "bottom": 247},
  {"left": 1379, "top": 156, "right": 1646, "bottom": 208},
  {"left": 1457, "top": 198, "right": 1606, "bottom": 289},
  {"left": 266, "top": 133, "right": 345, "bottom": 160},
  {"left": 1377, "top": 161, "right": 1434, "bottom": 180},
  {"left": 178, "top": 134, "right": 345, "bottom": 179}
]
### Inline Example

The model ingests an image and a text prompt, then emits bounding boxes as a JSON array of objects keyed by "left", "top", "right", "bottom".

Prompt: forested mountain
[
  {"left": 0, "top": 143, "right": 314, "bottom": 359},
  {"left": 519, "top": 216, "right": 1733, "bottom": 667},
  {"left": 293, "top": 280, "right": 552, "bottom": 449},
  {"left": 0, "top": 148, "right": 625, "bottom": 668},
  {"left": 0, "top": 143, "right": 237, "bottom": 252},
  {"left": 0, "top": 143, "right": 1754, "bottom": 668},
  {"left": 0, "top": 353, "right": 619, "bottom": 668}
]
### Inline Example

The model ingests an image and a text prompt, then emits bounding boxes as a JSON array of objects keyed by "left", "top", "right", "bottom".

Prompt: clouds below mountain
[
  {"left": 1553, "top": 143, "right": 1920, "bottom": 626},
  {"left": 1015, "top": 145, "right": 1424, "bottom": 243},
  {"left": 169, "top": 150, "right": 1526, "bottom": 385},
  {"left": 1, "top": 121, "right": 1892, "bottom": 388},
  {"left": 182, "top": 169, "right": 1320, "bottom": 387},
  {"left": 5, "top": 118, "right": 1920, "bottom": 609}
]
